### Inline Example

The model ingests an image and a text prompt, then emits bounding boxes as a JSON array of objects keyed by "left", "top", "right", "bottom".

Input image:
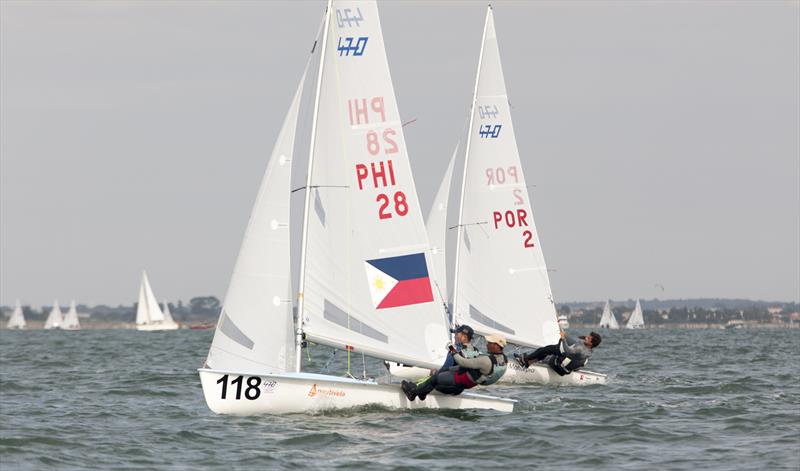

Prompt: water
[{"left": 1, "top": 328, "right": 798, "bottom": 470}]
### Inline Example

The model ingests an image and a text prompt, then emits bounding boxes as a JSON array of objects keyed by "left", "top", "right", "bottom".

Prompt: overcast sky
[{"left": 1, "top": 0, "right": 798, "bottom": 307}]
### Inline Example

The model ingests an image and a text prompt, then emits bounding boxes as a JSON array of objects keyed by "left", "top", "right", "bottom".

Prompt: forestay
[
  {"left": 205, "top": 66, "right": 310, "bottom": 374},
  {"left": 453, "top": 8, "right": 560, "bottom": 349},
  {"left": 427, "top": 144, "right": 458, "bottom": 305},
  {"left": 299, "top": 0, "right": 448, "bottom": 369},
  {"left": 136, "top": 271, "right": 165, "bottom": 324}
]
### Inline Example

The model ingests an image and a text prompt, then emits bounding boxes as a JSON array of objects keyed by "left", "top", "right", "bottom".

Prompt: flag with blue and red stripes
[{"left": 364, "top": 253, "right": 434, "bottom": 309}]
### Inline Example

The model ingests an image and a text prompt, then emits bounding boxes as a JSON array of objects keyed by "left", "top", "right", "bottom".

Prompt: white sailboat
[
  {"left": 136, "top": 271, "right": 179, "bottom": 331},
  {"left": 199, "top": 0, "right": 514, "bottom": 415},
  {"left": 626, "top": 299, "right": 645, "bottom": 329},
  {"left": 392, "top": 6, "right": 605, "bottom": 387},
  {"left": 6, "top": 300, "right": 26, "bottom": 330},
  {"left": 599, "top": 300, "right": 620, "bottom": 329},
  {"left": 44, "top": 300, "right": 63, "bottom": 330},
  {"left": 62, "top": 300, "right": 81, "bottom": 330}
]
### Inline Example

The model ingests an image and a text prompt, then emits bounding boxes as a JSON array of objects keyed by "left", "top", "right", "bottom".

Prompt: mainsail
[
  {"left": 205, "top": 59, "right": 310, "bottom": 374},
  {"left": 63, "top": 300, "right": 81, "bottom": 330},
  {"left": 44, "top": 300, "right": 63, "bottom": 330},
  {"left": 6, "top": 300, "right": 26, "bottom": 329},
  {"left": 452, "top": 7, "right": 560, "bottom": 349},
  {"left": 298, "top": 0, "right": 449, "bottom": 369},
  {"left": 136, "top": 271, "right": 165, "bottom": 325},
  {"left": 599, "top": 300, "right": 620, "bottom": 329},
  {"left": 626, "top": 299, "right": 645, "bottom": 329}
]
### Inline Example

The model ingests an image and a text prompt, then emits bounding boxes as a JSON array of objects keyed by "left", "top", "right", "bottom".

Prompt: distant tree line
[
  {"left": 558, "top": 301, "right": 799, "bottom": 325},
  {"left": 0, "top": 296, "right": 223, "bottom": 322}
]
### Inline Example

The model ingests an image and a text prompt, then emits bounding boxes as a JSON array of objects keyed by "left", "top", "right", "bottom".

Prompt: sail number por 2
[{"left": 216, "top": 374, "right": 273, "bottom": 400}]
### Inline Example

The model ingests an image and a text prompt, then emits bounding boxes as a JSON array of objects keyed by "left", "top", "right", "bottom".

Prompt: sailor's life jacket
[
  {"left": 548, "top": 340, "right": 589, "bottom": 376},
  {"left": 460, "top": 344, "right": 480, "bottom": 359},
  {"left": 467, "top": 352, "right": 508, "bottom": 385}
]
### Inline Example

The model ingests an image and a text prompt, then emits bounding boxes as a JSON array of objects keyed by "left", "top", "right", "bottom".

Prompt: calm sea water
[{"left": 1, "top": 328, "right": 798, "bottom": 470}]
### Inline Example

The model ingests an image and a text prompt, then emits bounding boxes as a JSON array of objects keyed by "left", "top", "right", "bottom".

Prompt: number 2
[{"left": 523, "top": 230, "right": 535, "bottom": 248}]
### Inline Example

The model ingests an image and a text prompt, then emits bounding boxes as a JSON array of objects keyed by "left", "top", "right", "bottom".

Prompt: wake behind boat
[{"left": 199, "top": 0, "right": 514, "bottom": 415}]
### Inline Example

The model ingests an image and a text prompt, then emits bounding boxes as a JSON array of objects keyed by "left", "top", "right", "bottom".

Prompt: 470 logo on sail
[{"left": 338, "top": 37, "right": 368, "bottom": 56}]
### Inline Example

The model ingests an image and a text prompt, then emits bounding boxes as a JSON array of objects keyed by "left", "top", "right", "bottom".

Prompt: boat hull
[
  {"left": 387, "top": 362, "right": 607, "bottom": 386},
  {"left": 136, "top": 323, "right": 180, "bottom": 331},
  {"left": 198, "top": 368, "right": 515, "bottom": 414}
]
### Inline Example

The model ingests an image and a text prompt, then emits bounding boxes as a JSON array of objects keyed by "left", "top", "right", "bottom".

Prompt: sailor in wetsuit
[
  {"left": 439, "top": 324, "right": 479, "bottom": 369},
  {"left": 401, "top": 334, "right": 508, "bottom": 401},
  {"left": 515, "top": 331, "right": 601, "bottom": 376}
]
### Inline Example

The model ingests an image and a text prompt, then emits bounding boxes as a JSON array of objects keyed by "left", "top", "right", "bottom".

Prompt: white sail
[
  {"left": 452, "top": 7, "right": 560, "bottom": 349},
  {"left": 136, "top": 271, "right": 165, "bottom": 324},
  {"left": 426, "top": 143, "right": 458, "bottom": 306},
  {"left": 62, "top": 300, "right": 81, "bottom": 330},
  {"left": 6, "top": 300, "right": 26, "bottom": 329},
  {"left": 205, "top": 63, "right": 310, "bottom": 375},
  {"left": 298, "top": 0, "right": 449, "bottom": 369},
  {"left": 626, "top": 299, "right": 645, "bottom": 329},
  {"left": 162, "top": 300, "right": 176, "bottom": 324},
  {"left": 599, "top": 300, "right": 619, "bottom": 329},
  {"left": 44, "top": 300, "right": 63, "bottom": 330}
]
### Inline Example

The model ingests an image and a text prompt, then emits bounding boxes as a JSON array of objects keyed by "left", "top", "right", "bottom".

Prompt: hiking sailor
[
  {"left": 440, "top": 324, "right": 480, "bottom": 369},
  {"left": 402, "top": 334, "right": 508, "bottom": 401},
  {"left": 514, "top": 331, "right": 602, "bottom": 376}
]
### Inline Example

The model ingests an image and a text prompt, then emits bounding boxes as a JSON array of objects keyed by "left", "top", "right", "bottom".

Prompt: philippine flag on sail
[{"left": 364, "top": 253, "right": 434, "bottom": 309}]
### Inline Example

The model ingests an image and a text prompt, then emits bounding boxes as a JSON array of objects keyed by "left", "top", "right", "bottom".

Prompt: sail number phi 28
[
  {"left": 216, "top": 374, "right": 270, "bottom": 400},
  {"left": 349, "top": 96, "right": 409, "bottom": 221}
]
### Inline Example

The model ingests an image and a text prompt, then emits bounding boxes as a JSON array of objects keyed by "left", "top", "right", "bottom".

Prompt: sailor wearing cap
[
  {"left": 440, "top": 324, "right": 480, "bottom": 369},
  {"left": 401, "top": 333, "right": 509, "bottom": 402}
]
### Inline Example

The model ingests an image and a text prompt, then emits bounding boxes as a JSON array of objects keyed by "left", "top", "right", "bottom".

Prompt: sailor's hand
[{"left": 559, "top": 330, "right": 567, "bottom": 339}]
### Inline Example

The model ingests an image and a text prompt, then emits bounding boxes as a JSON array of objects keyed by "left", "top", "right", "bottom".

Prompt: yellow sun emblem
[{"left": 373, "top": 276, "right": 385, "bottom": 291}]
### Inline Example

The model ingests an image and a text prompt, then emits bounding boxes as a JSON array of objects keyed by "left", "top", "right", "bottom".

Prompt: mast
[
  {"left": 452, "top": 5, "right": 491, "bottom": 330},
  {"left": 295, "top": 0, "right": 332, "bottom": 373}
]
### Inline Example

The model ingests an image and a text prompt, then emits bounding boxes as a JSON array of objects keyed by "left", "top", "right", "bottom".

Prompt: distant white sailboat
[
  {"left": 199, "top": 0, "right": 514, "bottom": 415},
  {"left": 626, "top": 299, "right": 645, "bottom": 329},
  {"left": 390, "top": 6, "right": 605, "bottom": 387},
  {"left": 162, "top": 300, "right": 177, "bottom": 325},
  {"left": 136, "top": 271, "right": 179, "bottom": 331},
  {"left": 44, "top": 300, "right": 63, "bottom": 330},
  {"left": 599, "top": 300, "right": 620, "bottom": 329},
  {"left": 62, "top": 300, "right": 82, "bottom": 330},
  {"left": 557, "top": 315, "right": 570, "bottom": 330},
  {"left": 6, "top": 300, "right": 26, "bottom": 330}
]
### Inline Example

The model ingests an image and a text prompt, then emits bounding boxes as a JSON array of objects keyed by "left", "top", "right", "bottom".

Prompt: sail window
[
  {"left": 219, "top": 311, "right": 255, "bottom": 350},
  {"left": 323, "top": 300, "right": 388, "bottom": 343},
  {"left": 469, "top": 304, "right": 515, "bottom": 335}
]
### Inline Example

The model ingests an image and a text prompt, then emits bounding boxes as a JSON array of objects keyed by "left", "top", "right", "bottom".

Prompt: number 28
[{"left": 377, "top": 191, "right": 408, "bottom": 220}]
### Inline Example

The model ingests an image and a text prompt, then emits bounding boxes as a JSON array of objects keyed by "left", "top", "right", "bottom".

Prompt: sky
[{"left": 1, "top": 0, "right": 798, "bottom": 308}]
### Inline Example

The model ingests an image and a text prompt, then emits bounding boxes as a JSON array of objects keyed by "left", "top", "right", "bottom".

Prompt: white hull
[
  {"left": 388, "top": 362, "right": 607, "bottom": 386},
  {"left": 136, "top": 322, "right": 180, "bottom": 331},
  {"left": 199, "top": 368, "right": 515, "bottom": 415}
]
